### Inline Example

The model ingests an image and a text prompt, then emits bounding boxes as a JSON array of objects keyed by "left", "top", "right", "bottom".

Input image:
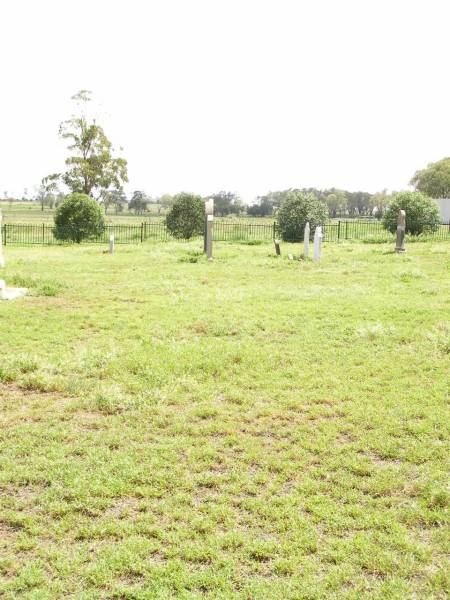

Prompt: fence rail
[{"left": 1, "top": 221, "right": 449, "bottom": 245}]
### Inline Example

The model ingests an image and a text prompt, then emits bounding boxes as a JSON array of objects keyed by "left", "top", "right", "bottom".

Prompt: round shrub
[
  {"left": 276, "top": 191, "right": 328, "bottom": 242},
  {"left": 165, "top": 192, "right": 204, "bottom": 239},
  {"left": 382, "top": 191, "right": 441, "bottom": 235},
  {"left": 54, "top": 193, "right": 105, "bottom": 243}
]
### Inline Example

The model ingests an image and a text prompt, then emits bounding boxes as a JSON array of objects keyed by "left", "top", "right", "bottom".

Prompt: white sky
[{"left": 1, "top": 0, "right": 449, "bottom": 203}]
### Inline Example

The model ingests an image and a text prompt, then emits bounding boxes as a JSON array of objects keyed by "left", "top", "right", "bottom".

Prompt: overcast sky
[{"left": 1, "top": 0, "right": 449, "bottom": 203}]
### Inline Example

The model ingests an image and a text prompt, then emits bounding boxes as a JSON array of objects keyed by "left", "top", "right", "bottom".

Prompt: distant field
[
  {"left": 0, "top": 202, "right": 276, "bottom": 225},
  {"left": 0, "top": 202, "right": 164, "bottom": 224},
  {"left": 0, "top": 240, "right": 448, "bottom": 599}
]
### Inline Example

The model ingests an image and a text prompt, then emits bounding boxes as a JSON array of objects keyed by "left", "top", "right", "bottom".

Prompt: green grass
[
  {"left": 0, "top": 240, "right": 449, "bottom": 599},
  {"left": 0, "top": 202, "right": 277, "bottom": 225},
  {"left": 0, "top": 202, "right": 164, "bottom": 224}
]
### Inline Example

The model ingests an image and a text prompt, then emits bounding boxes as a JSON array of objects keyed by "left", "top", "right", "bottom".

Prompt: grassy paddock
[
  {"left": 0, "top": 240, "right": 449, "bottom": 599},
  {"left": 0, "top": 203, "right": 277, "bottom": 225}
]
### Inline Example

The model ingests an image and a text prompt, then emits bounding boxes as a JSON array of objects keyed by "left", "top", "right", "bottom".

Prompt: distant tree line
[
  {"left": 248, "top": 188, "right": 392, "bottom": 219},
  {"left": 3, "top": 85, "right": 449, "bottom": 226}
]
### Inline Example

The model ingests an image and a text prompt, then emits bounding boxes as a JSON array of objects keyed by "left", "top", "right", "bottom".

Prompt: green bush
[
  {"left": 276, "top": 191, "right": 328, "bottom": 242},
  {"left": 165, "top": 192, "right": 204, "bottom": 239},
  {"left": 382, "top": 191, "right": 441, "bottom": 235},
  {"left": 53, "top": 193, "right": 105, "bottom": 243}
]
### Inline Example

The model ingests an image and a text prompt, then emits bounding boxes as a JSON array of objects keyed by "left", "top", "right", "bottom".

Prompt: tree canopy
[
  {"left": 54, "top": 91, "right": 128, "bottom": 199},
  {"left": 382, "top": 191, "right": 441, "bottom": 235},
  {"left": 211, "top": 191, "right": 243, "bottom": 216},
  {"left": 165, "top": 192, "right": 204, "bottom": 239},
  {"left": 410, "top": 157, "right": 450, "bottom": 199},
  {"left": 276, "top": 191, "right": 328, "bottom": 241},
  {"left": 129, "top": 190, "right": 149, "bottom": 215},
  {"left": 53, "top": 193, "right": 105, "bottom": 243}
]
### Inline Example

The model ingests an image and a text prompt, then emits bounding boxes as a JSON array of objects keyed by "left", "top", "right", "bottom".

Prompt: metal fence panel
[{"left": 1, "top": 221, "right": 449, "bottom": 246}]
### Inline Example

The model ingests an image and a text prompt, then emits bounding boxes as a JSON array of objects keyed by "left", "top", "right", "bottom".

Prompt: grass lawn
[{"left": 0, "top": 240, "right": 448, "bottom": 599}]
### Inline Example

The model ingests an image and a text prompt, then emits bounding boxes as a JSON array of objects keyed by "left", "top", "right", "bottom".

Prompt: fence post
[
  {"left": 345, "top": 221, "right": 348, "bottom": 240},
  {"left": 273, "top": 221, "right": 276, "bottom": 239},
  {"left": 140, "top": 222, "right": 144, "bottom": 243},
  {"left": 42, "top": 223, "right": 45, "bottom": 244},
  {"left": 337, "top": 220, "right": 341, "bottom": 241}
]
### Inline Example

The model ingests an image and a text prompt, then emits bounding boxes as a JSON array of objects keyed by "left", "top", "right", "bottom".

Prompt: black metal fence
[{"left": 1, "top": 220, "right": 449, "bottom": 245}]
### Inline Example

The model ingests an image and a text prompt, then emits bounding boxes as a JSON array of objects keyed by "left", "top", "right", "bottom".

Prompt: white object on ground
[
  {"left": 0, "top": 280, "right": 28, "bottom": 300},
  {"left": 109, "top": 234, "right": 115, "bottom": 254}
]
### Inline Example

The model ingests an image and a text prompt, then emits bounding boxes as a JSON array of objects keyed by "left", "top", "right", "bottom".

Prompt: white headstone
[
  {"left": 206, "top": 214, "right": 214, "bottom": 260},
  {"left": 109, "top": 234, "right": 115, "bottom": 254},
  {"left": 0, "top": 209, "right": 4, "bottom": 267},
  {"left": 288, "top": 253, "right": 293, "bottom": 261},
  {"left": 303, "top": 222, "right": 310, "bottom": 259},
  {"left": 205, "top": 198, "right": 214, "bottom": 216},
  {"left": 313, "top": 226, "right": 323, "bottom": 262}
]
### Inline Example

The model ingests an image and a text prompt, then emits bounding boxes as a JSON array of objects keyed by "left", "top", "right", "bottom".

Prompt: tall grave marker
[
  {"left": 313, "top": 226, "right": 323, "bottom": 262},
  {"left": 204, "top": 198, "right": 214, "bottom": 260},
  {"left": 0, "top": 209, "right": 4, "bottom": 267},
  {"left": 395, "top": 210, "right": 406, "bottom": 253}
]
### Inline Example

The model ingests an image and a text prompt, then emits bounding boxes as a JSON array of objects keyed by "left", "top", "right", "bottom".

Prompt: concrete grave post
[
  {"left": 274, "top": 239, "right": 281, "bottom": 256},
  {"left": 206, "top": 214, "right": 214, "bottom": 260},
  {"left": 0, "top": 209, "right": 4, "bottom": 267},
  {"left": 303, "top": 221, "right": 310, "bottom": 260},
  {"left": 204, "top": 198, "right": 214, "bottom": 255},
  {"left": 109, "top": 234, "right": 115, "bottom": 254},
  {"left": 313, "top": 226, "right": 323, "bottom": 262},
  {"left": 395, "top": 209, "right": 406, "bottom": 253}
]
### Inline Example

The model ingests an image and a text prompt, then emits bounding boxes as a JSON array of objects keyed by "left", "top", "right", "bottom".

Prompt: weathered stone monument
[
  {"left": 109, "top": 234, "right": 115, "bottom": 254},
  {"left": 288, "top": 253, "right": 293, "bottom": 261},
  {"left": 274, "top": 239, "right": 281, "bottom": 256},
  {"left": 204, "top": 199, "right": 214, "bottom": 260},
  {"left": 303, "top": 222, "right": 310, "bottom": 260},
  {"left": 313, "top": 226, "right": 323, "bottom": 262},
  {"left": 395, "top": 209, "right": 406, "bottom": 253}
]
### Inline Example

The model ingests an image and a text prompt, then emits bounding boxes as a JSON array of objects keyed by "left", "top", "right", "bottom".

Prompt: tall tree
[
  {"left": 325, "top": 190, "right": 348, "bottom": 217},
  {"left": 211, "top": 191, "right": 243, "bottom": 216},
  {"left": 36, "top": 176, "right": 59, "bottom": 211},
  {"left": 410, "top": 157, "right": 450, "bottom": 198},
  {"left": 55, "top": 90, "right": 128, "bottom": 199},
  {"left": 129, "top": 190, "right": 149, "bottom": 215}
]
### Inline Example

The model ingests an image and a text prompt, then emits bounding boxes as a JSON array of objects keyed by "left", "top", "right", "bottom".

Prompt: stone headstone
[
  {"left": 109, "top": 234, "right": 115, "bottom": 254},
  {"left": 395, "top": 209, "right": 406, "bottom": 253},
  {"left": 288, "top": 253, "right": 293, "bottom": 261},
  {"left": 303, "top": 222, "right": 310, "bottom": 260},
  {"left": 274, "top": 239, "right": 281, "bottom": 256},
  {"left": 313, "top": 226, "right": 323, "bottom": 262}
]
